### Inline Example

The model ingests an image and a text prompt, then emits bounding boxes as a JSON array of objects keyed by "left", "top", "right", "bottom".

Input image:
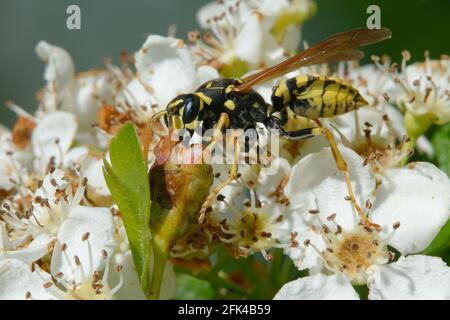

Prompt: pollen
[{"left": 323, "top": 225, "right": 389, "bottom": 285}]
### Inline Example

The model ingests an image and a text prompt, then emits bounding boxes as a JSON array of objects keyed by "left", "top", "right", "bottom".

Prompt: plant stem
[{"left": 148, "top": 241, "right": 168, "bottom": 300}]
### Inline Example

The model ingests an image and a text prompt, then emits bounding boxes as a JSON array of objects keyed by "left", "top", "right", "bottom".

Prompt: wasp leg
[
  {"left": 199, "top": 130, "right": 239, "bottom": 224},
  {"left": 314, "top": 120, "right": 381, "bottom": 231},
  {"left": 202, "top": 113, "right": 230, "bottom": 157},
  {"left": 281, "top": 121, "right": 380, "bottom": 230}
]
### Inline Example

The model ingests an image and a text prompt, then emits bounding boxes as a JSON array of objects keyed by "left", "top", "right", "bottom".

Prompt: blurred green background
[{"left": 0, "top": 0, "right": 449, "bottom": 127}]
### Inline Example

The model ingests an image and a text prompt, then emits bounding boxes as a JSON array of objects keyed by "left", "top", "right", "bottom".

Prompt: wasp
[{"left": 153, "top": 27, "right": 391, "bottom": 230}]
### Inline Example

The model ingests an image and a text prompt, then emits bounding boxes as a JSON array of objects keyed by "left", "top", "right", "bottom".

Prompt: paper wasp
[{"left": 152, "top": 27, "right": 392, "bottom": 230}]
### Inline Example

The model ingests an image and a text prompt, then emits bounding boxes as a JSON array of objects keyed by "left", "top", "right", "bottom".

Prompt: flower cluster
[{"left": 1, "top": 0, "right": 449, "bottom": 300}]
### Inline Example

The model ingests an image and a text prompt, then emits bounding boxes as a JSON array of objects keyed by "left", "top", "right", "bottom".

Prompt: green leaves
[
  {"left": 102, "top": 123, "right": 152, "bottom": 296},
  {"left": 175, "top": 273, "right": 215, "bottom": 300},
  {"left": 432, "top": 122, "right": 450, "bottom": 176}
]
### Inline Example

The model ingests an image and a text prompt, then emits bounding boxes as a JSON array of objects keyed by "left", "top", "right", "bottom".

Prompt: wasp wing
[{"left": 236, "top": 27, "right": 391, "bottom": 92}]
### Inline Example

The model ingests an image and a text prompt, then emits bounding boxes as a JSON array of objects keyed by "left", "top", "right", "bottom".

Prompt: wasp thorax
[{"left": 323, "top": 225, "right": 389, "bottom": 285}]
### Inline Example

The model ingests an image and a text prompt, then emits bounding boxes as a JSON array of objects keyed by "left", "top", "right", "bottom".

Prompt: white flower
[
  {"left": 193, "top": 1, "right": 292, "bottom": 73},
  {"left": 346, "top": 64, "right": 395, "bottom": 107},
  {"left": 109, "top": 214, "right": 176, "bottom": 300},
  {"left": 80, "top": 154, "right": 112, "bottom": 207},
  {"left": 200, "top": 158, "right": 293, "bottom": 259},
  {"left": 378, "top": 53, "right": 450, "bottom": 125},
  {"left": 274, "top": 273, "right": 359, "bottom": 300},
  {"left": 277, "top": 146, "right": 450, "bottom": 299},
  {"left": 135, "top": 35, "right": 218, "bottom": 107},
  {"left": 36, "top": 41, "right": 121, "bottom": 145},
  {"left": 115, "top": 78, "right": 159, "bottom": 123},
  {"left": 0, "top": 200, "right": 118, "bottom": 300},
  {"left": 0, "top": 259, "right": 54, "bottom": 300},
  {"left": 31, "top": 111, "right": 79, "bottom": 172},
  {"left": 35, "top": 41, "right": 75, "bottom": 113},
  {"left": 0, "top": 171, "right": 116, "bottom": 267}
]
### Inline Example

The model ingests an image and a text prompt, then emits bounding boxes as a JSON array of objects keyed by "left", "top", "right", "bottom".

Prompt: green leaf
[
  {"left": 432, "top": 122, "right": 450, "bottom": 176},
  {"left": 423, "top": 219, "right": 450, "bottom": 257},
  {"left": 103, "top": 123, "right": 152, "bottom": 296},
  {"left": 175, "top": 273, "right": 215, "bottom": 300}
]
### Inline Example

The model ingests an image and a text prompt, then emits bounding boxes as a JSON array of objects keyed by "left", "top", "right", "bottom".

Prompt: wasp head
[{"left": 166, "top": 94, "right": 201, "bottom": 125}]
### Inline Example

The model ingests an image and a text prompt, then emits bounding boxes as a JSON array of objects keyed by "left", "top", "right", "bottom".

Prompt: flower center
[
  {"left": 323, "top": 226, "right": 389, "bottom": 285},
  {"left": 64, "top": 282, "right": 112, "bottom": 300}
]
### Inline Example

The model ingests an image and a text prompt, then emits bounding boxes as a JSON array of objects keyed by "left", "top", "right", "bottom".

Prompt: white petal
[
  {"left": 283, "top": 224, "right": 326, "bottom": 271},
  {"left": 0, "top": 151, "right": 17, "bottom": 191},
  {"left": 372, "top": 162, "right": 450, "bottom": 254},
  {"left": 416, "top": 135, "right": 435, "bottom": 158},
  {"left": 274, "top": 273, "right": 359, "bottom": 300},
  {"left": 35, "top": 41, "right": 75, "bottom": 91},
  {"left": 32, "top": 111, "right": 77, "bottom": 170},
  {"left": 51, "top": 206, "right": 116, "bottom": 284},
  {"left": 367, "top": 255, "right": 450, "bottom": 300},
  {"left": 286, "top": 146, "right": 376, "bottom": 231},
  {"left": 257, "top": 157, "right": 291, "bottom": 199},
  {"left": 135, "top": 35, "right": 197, "bottom": 106},
  {"left": 196, "top": 1, "right": 226, "bottom": 29},
  {"left": 0, "top": 233, "right": 54, "bottom": 264},
  {"left": 108, "top": 250, "right": 146, "bottom": 300},
  {"left": 196, "top": 65, "right": 219, "bottom": 85},
  {"left": 235, "top": 14, "right": 263, "bottom": 66},
  {"left": 80, "top": 155, "right": 112, "bottom": 206},
  {"left": 63, "top": 146, "right": 89, "bottom": 168},
  {"left": 74, "top": 70, "right": 115, "bottom": 130},
  {"left": 0, "top": 259, "right": 53, "bottom": 300}
]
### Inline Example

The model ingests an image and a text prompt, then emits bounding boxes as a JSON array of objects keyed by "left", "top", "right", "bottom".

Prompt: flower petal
[
  {"left": 74, "top": 70, "right": 116, "bottom": 131},
  {"left": 0, "top": 259, "right": 53, "bottom": 300},
  {"left": 51, "top": 206, "right": 116, "bottom": 284},
  {"left": 367, "top": 255, "right": 450, "bottom": 300},
  {"left": 235, "top": 14, "right": 264, "bottom": 66},
  {"left": 32, "top": 111, "right": 77, "bottom": 170},
  {"left": 372, "top": 162, "right": 450, "bottom": 254},
  {"left": 274, "top": 273, "right": 359, "bottom": 300},
  {"left": 135, "top": 35, "right": 197, "bottom": 106},
  {"left": 107, "top": 250, "right": 146, "bottom": 300},
  {"left": 286, "top": 146, "right": 375, "bottom": 231},
  {"left": 0, "top": 151, "right": 17, "bottom": 191},
  {"left": 35, "top": 41, "right": 75, "bottom": 92},
  {"left": 0, "top": 233, "right": 54, "bottom": 264},
  {"left": 80, "top": 155, "right": 112, "bottom": 206}
]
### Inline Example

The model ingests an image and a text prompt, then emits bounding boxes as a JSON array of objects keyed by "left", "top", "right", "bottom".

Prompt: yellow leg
[
  {"left": 202, "top": 113, "right": 230, "bottom": 158},
  {"left": 199, "top": 126, "right": 239, "bottom": 224},
  {"left": 315, "top": 120, "right": 380, "bottom": 231}
]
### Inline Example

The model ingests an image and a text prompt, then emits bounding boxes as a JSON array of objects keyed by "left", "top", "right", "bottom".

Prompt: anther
[
  {"left": 392, "top": 221, "right": 401, "bottom": 230},
  {"left": 81, "top": 232, "right": 90, "bottom": 241}
]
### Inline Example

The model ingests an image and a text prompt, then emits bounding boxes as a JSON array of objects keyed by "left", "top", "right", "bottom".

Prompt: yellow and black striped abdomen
[{"left": 271, "top": 75, "right": 368, "bottom": 119}]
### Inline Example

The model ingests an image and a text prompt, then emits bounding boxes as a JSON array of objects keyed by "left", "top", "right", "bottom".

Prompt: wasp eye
[{"left": 181, "top": 94, "right": 200, "bottom": 124}]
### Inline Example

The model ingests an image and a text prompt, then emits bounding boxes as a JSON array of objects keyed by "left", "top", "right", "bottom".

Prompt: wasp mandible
[{"left": 152, "top": 27, "right": 392, "bottom": 230}]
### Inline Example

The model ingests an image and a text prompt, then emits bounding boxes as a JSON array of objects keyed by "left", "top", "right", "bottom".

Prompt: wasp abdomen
[{"left": 271, "top": 75, "right": 368, "bottom": 119}]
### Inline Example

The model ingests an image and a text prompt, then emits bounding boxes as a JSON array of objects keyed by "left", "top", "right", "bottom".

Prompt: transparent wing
[{"left": 236, "top": 27, "right": 391, "bottom": 92}]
